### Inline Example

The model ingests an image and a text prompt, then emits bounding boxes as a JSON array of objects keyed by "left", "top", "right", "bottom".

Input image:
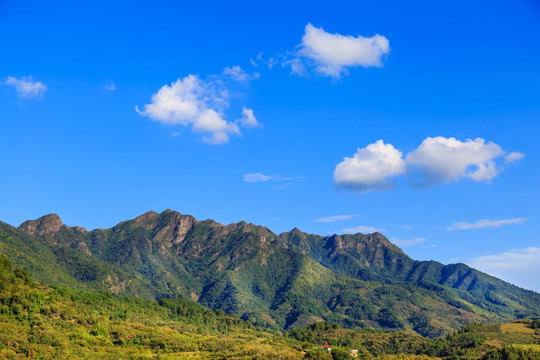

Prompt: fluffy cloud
[
  {"left": 292, "top": 23, "right": 390, "bottom": 78},
  {"left": 3, "top": 76, "right": 47, "bottom": 99},
  {"left": 406, "top": 137, "right": 504, "bottom": 187},
  {"left": 468, "top": 247, "right": 540, "bottom": 292},
  {"left": 335, "top": 137, "right": 523, "bottom": 192},
  {"left": 333, "top": 140, "right": 406, "bottom": 192},
  {"left": 447, "top": 217, "right": 527, "bottom": 231},
  {"left": 391, "top": 237, "right": 426, "bottom": 247},
  {"left": 313, "top": 214, "right": 359, "bottom": 223},
  {"left": 341, "top": 225, "right": 384, "bottom": 234},
  {"left": 137, "top": 67, "right": 258, "bottom": 144}
]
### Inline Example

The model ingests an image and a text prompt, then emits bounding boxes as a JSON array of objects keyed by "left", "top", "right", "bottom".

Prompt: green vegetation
[
  {"left": 1, "top": 210, "right": 540, "bottom": 341},
  {"left": 1, "top": 252, "right": 539, "bottom": 359},
  {"left": 288, "top": 321, "right": 540, "bottom": 360},
  {"left": 0, "top": 254, "right": 303, "bottom": 359}
]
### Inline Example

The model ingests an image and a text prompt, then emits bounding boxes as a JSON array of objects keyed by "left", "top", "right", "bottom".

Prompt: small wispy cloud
[
  {"left": 341, "top": 225, "right": 385, "bottom": 234},
  {"left": 243, "top": 173, "right": 273, "bottom": 183},
  {"left": 399, "top": 225, "right": 412, "bottom": 230},
  {"left": 3, "top": 76, "right": 47, "bottom": 99},
  {"left": 313, "top": 214, "right": 360, "bottom": 223},
  {"left": 223, "top": 65, "right": 259, "bottom": 82},
  {"left": 447, "top": 217, "right": 527, "bottom": 231},
  {"left": 243, "top": 173, "right": 304, "bottom": 184},
  {"left": 469, "top": 247, "right": 540, "bottom": 270},
  {"left": 505, "top": 152, "right": 525, "bottom": 163},
  {"left": 391, "top": 237, "right": 426, "bottom": 247},
  {"left": 468, "top": 247, "right": 540, "bottom": 292}
]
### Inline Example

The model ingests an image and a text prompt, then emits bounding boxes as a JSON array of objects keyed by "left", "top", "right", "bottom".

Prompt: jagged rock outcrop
[{"left": 19, "top": 213, "right": 64, "bottom": 237}]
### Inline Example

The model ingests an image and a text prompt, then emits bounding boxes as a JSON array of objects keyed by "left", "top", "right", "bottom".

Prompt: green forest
[{"left": 1, "top": 254, "right": 539, "bottom": 359}]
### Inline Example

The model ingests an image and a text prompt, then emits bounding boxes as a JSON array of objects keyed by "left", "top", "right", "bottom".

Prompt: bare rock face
[
  {"left": 18, "top": 214, "right": 63, "bottom": 237},
  {"left": 153, "top": 210, "right": 198, "bottom": 246}
]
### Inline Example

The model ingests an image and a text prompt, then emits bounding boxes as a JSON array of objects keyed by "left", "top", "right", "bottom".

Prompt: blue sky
[{"left": 1, "top": 0, "right": 539, "bottom": 291}]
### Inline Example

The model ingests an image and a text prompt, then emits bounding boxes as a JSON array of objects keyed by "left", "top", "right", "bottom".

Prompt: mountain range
[{"left": 1, "top": 209, "right": 539, "bottom": 338}]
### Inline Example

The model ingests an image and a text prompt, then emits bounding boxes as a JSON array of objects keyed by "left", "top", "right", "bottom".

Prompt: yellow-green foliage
[
  {"left": 501, "top": 322, "right": 536, "bottom": 334},
  {"left": 0, "top": 255, "right": 304, "bottom": 359},
  {"left": 1, "top": 253, "right": 540, "bottom": 360}
]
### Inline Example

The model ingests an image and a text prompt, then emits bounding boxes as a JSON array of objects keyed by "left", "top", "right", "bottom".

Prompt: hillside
[
  {"left": 280, "top": 229, "right": 540, "bottom": 320},
  {"left": 0, "top": 254, "right": 303, "bottom": 359},
  {"left": 1, "top": 210, "right": 539, "bottom": 338},
  {"left": 1, "top": 253, "right": 539, "bottom": 359}
]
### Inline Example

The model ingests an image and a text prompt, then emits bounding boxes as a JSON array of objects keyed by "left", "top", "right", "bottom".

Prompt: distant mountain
[
  {"left": 279, "top": 229, "right": 540, "bottom": 320},
  {"left": 1, "top": 209, "right": 539, "bottom": 337}
]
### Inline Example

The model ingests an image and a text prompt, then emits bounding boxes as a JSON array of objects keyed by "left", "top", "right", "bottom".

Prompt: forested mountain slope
[{"left": 0, "top": 209, "right": 538, "bottom": 337}]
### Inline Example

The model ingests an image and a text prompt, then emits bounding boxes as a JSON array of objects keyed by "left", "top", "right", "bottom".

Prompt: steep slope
[
  {"left": 0, "top": 220, "right": 156, "bottom": 298},
  {"left": 280, "top": 229, "right": 540, "bottom": 321},
  {"left": 4, "top": 210, "right": 540, "bottom": 337}
]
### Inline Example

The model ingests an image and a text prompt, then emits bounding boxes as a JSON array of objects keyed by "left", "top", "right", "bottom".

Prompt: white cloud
[
  {"left": 243, "top": 173, "right": 304, "bottom": 184},
  {"left": 406, "top": 137, "right": 504, "bottom": 187},
  {"left": 291, "top": 23, "right": 390, "bottom": 78},
  {"left": 243, "top": 173, "right": 273, "bottom": 183},
  {"left": 505, "top": 151, "right": 525, "bottom": 163},
  {"left": 335, "top": 137, "right": 523, "bottom": 193},
  {"left": 249, "top": 53, "right": 279, "bottom": 70},
  {"left": 342, "top": 225, "right": 384, "bottom": 234},
  {"left": 391, "top": 237, "right": 426, "bottom": 247},
  {"left": 4, "top": 76, "right": 47, "bottom": 99},
  {"left": 313, "top": 214, "right": 359, "bottom": 223},
  {"left": 223, "top": 65, "right": 259, "bottom": 82},
  {"left": 447, "top": 217, "right": 527, "bottom": 231},
  {"left": 334, "top": 140, "right": 406, "bottom": 192},
  {"left": 468, "top": 247, "right": 540, "bottom": 292},
  {"left": 136, "top": 67, "right": 259, "bottom": 144},
  {"left": 237, "top": 107, "right": 260, "bottom": 127}
]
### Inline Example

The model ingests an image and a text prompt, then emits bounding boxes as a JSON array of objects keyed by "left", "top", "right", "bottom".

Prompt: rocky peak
[
  {"left": 152, "top": 210, "right": 198, "bottom": 246},
  {"left": 18, "top": 214, "right": 64, "bottom": 237},
  {"left": 135, "top": 211, "right": 159, "bottom": 223},
  {"left": 279, "top": 227, "right": 307, "bottom": 240}
]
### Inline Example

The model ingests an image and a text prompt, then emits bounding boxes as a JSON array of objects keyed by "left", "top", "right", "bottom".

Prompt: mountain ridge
[{"left": 1, "top": 209, "right": 539, "bottom": 337}]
